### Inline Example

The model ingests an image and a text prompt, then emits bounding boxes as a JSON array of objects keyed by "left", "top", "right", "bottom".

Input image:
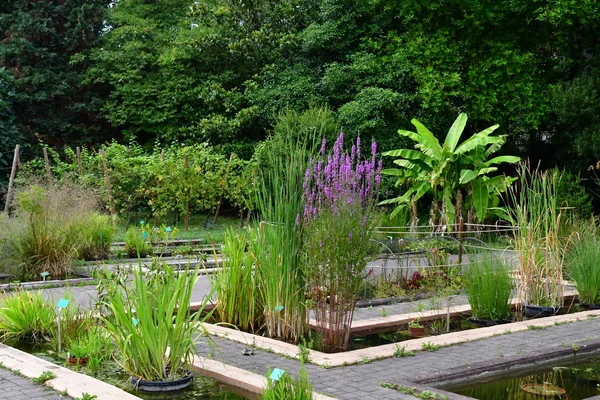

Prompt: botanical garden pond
[
  {"left": 19, "top": 344, "right": 248, "bottom": 400},
  {"left": 445, "top": 356, "right": 600, "bottom": 400}
]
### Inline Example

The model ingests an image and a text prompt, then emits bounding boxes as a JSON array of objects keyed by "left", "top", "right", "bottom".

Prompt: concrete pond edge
[
  {"left": 0, "top": 343, "right": 141, "bottom": 400},
  {"left": 203, "top": 308, "right": 600, "bottom": 368},
  {"left": 190, "top": 356, "right": 337, "bottom": 400}
]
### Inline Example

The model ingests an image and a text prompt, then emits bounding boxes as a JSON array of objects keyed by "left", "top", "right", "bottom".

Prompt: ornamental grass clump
[
  {"left": 303, "top": 133, "right": 381, "bottom": 352},
  {"left": 463, "top": 255, "right": 512, "bottom": 322},
  {"left": 0, "top": 290, "right": 55, "bottom": 344}
]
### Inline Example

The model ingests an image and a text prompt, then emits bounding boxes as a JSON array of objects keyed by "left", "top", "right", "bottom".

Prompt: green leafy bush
[{"left": 0, "top": 290, "right": 56, "bottom": 343}]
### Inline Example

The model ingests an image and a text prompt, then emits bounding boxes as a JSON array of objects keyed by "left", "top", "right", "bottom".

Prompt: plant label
[
  {"left": 132, "top": 318, "right": 139, "bottom": 326},
  {"left": 140, "top": 220, "right": 145, "bottom": 225},
  {"left": 269, "top": 368, "right": 285, "bottom": 381},
  {"left": 57, "top": 299, "right": 69, "bottom": 309},
  {"left": 275, "top": 305, "right": 284, "bottom": 312},
  {"left": 165, "top": 227, "right": 172, "bottom": 232},
  {"left": 142, "top": 232, "right": 149, "bottom": 239}
]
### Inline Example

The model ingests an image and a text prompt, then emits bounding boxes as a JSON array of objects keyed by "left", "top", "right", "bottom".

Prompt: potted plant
[
  {"left": 99, "top": 261, "right": 212, "bottom": 392},
  {"left": 408, "top": 318, "right": 425, "bottom": 338},
  {"left": 463, "top": 255, "right": 512, "bottom": 325},
  {"left": 67, "top": 326, "right": 111, "bottom": 373},
  {"left": 68, "top": 334, "right": 91, "bottom": 366}
]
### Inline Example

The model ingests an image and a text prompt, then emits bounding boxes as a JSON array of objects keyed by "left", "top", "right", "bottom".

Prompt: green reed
[
  {"left": 463, "top": 255, "right": 512, "bottom": 321},
  {"left": 504, "top": 164, "right": 565, "bottom": 308}
]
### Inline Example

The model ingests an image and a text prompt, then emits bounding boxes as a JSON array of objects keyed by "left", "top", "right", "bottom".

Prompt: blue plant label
[
  {"left": 165, "top": 227, "right": 172, "bottom": 233},
  {"left": 269, "top": 368, "right": 285, "bottom": 381},
  {"left": 275, "top": 305, "right": 284, "bottom": 312},
  {"left": 142, "top": 232, "right": 149, "bottom": 239},
  {"left": 132, "top": 318, "right": 139, "bottom": 326},
  {"left": 57, "top": 299, "right": 69, "bottom": 309},
  {"left": 40, "top": 271, "right": 50, "bottom": 278},
  {"left": 140, "top": 220, "right": 145, "bottom": 225}
]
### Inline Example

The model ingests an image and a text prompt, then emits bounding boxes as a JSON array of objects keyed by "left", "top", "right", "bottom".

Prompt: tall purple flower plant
[{"left": 302, "top": 133, "right": 382, "bottom": 222}]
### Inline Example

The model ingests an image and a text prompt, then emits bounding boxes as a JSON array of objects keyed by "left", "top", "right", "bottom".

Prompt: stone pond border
[
  {"left": 0, "top": 343, "right": 141, "bottom": 400},
  {"left": 200, "top": 308, "right": 600, "bottom": 368}
]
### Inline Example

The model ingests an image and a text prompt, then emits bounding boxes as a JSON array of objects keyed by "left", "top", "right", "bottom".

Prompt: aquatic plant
[{"left": 303, "top": 133, "right": 381, "bottom": 351}]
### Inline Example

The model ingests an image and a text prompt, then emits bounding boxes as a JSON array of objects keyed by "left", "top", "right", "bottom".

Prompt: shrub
[
  {"left": 0, "top": 290, "right": 56, "bottom": 343},
  {"left": 463, "top": 255, "right": 512, "bottom": 321}
]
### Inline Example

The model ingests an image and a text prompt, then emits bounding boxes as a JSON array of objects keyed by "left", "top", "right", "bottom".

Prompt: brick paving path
[
  {"left": 0, "top": 367, "right": 70, "bottom": 400},
  {"left": 195, "top": 318, "right": 600, "bottom": 400}
]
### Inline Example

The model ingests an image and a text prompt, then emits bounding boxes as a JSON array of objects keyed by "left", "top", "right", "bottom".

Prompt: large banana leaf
[
  {"left": 455, "top": 125, "right": 500, "bottom": 155},
  {"left": 410, "top": 119, "right": 443, "bottom": 159},
  {"left": 444, "top": 113, "right": 467, "bottom": 152},
  {"left": 472, "top": 178, "right": 489, "bottom": 222}
]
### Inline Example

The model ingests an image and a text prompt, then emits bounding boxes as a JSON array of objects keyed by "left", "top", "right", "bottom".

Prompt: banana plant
[{"left": 381, "top": 113, "right": 519, "bottom": 228}]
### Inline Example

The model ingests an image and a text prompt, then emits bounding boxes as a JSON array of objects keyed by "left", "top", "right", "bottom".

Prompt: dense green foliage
[
  {"left": 0, "top": 0, "right": 114, "bottom": 149},
  {"left": 3, "top": 0, "right": 600, "bottom": 205}
]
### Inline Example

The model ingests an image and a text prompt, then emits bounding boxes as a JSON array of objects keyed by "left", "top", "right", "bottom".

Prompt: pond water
[
  {"left": 20, "top": 345, "right": 249, "bottom": 400},
  {"left": 445, "top": 356, "right": 600, "bottom": 400}
]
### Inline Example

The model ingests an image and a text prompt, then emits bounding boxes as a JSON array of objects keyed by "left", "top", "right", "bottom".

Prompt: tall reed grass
[
  {"left": 463, "top": 255, "right": 512, "bottom": 321},
  {"left": 503, "top": 164, "right": 565, "bottom": 308},
  {"left": 212, "top": 227, "right": 260, "bottom": 332},
  {"left": 566, "top": 221, "right": 600, "bottom": 305},
  {"left": 253, "top": 134, "right": 312, "bottom": 341},
  {"left": 261, "top": 366, "right": 313, "bottom": 400}
]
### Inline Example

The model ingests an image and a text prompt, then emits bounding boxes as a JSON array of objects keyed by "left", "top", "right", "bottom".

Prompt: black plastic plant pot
[
  {"left": 584, "top": 303, "right": 600, "bottom": 310},
  {"left": 524, "top": 305, "right": 560, "bottom": 318},
  {"left": 130, "top": 371, "right": 194, "bottom": 392},
  {"left": 469, "top": 317, "right": 511, "bottom": 327}
]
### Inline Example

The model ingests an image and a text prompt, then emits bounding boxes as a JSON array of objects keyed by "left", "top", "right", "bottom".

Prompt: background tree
[{"left": 0, "top": 0, "right": 115, "bottom": 149}]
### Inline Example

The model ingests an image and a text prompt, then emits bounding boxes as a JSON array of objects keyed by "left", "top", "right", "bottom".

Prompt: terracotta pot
[
  {"left": 408, "top": 326, "right": 425, "bottom": 338},
  {"left": 68, "top": 357, "right": 88, "bottom": 366}
]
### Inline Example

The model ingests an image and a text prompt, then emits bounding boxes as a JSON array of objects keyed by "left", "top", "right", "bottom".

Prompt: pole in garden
[
  {"left": 76, "top": 146, "right": 83, "bottom": 176},
  {"left": 99, "top": 149, "right": 116, "bottom": 218},
  {"left": 214, "top": 153, "right": 234, "bottom": 224},
  {"left": 184, "top": 153, "right": 189, "bottom": 230},
  {"left": 4, "top": 144, "right": 20, "bottom": 213},
  {"left": 56, "top": 298, "right": 69, "bottom": 354},
  {"left": 42, "top": 146, "right": 51, "bottom": 179}
]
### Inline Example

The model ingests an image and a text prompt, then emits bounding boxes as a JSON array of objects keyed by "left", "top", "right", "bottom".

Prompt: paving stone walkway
[
  {"left": 195, "top": 318, "right": 600, "bottom": 400},
  {"left": 0, "top": 367, "right": 70, "bottom": 400}
]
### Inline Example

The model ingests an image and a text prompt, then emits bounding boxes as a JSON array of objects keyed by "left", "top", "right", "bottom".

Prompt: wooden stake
[
  {"left": 458, "top": 216, "right": 464, "bottom": 265},
  {"left": 214, "top": 153, "right": 234, "bottom": 224},
  {"left": 184, "top": 154, "right": 189, "bottom": 231},
  {"left": 99, "top": 149, "right": 115, "bottom": 217},
  {"left": 4, "top": 145, "right": 20, "bottom": 213},
  {"left": 160, "top": 149, "right": 165, "bottom": 161},
  {"left": 76, "top": 147, "right": 83, "bottom": 176},
  {"left": 42, "top": 147, "right": 51, "bottom": 179}
]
